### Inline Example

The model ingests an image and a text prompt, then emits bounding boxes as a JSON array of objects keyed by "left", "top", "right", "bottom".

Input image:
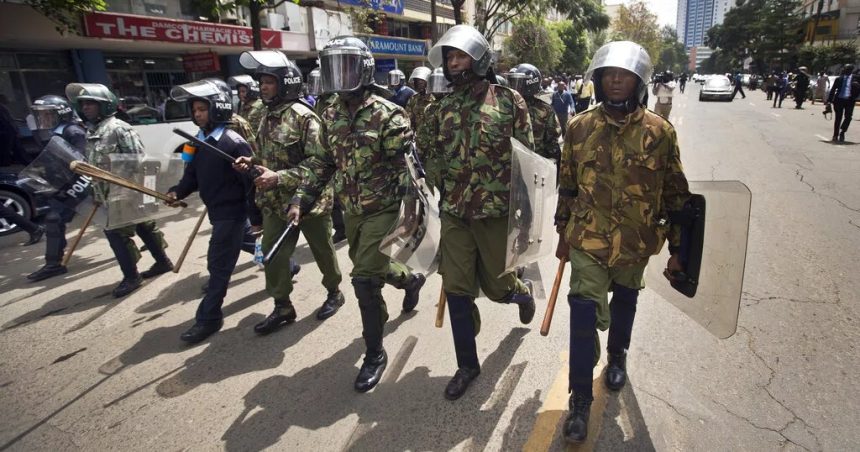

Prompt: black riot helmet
[
  {"left": 507, "top": 63, "right": 542, "bottom": 97},
  {"left": 31, "top": 95, "right": 77, "bottom": 131},
  {"left": 664, "top": 70, "right": 674, "bottom": 82},
  {"left": 227, "top": 75, "right": 260, "bottom": 101},
  {"left": 318, "top": 36, "right": 376, "bottom": 93},
  {"left": 428, "top": 25, "right": 493, "bottom": 83},
  {"left": 170, "top": 79, "right": 234, "bottom": 126},
  {"left": 239, "top": 50, "right": 303, "bottom": 104}
]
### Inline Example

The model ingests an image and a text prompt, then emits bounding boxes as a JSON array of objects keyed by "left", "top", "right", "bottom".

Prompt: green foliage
[
  {"left": 657, "top": 26, "right": 688, "bottom": 73},
  {"left": 26, "top": 0, "right": 107, "bottom": 35},
  {"left": 796, "top": 42, "right": 860, "bottom": 73},
  {"left": 610, "top": 1, "right": 662, "bottom": 63},
  {"left": 550, "top": 0, "right": 610, "bottom": 32},
  {"left": 502, "top": 15, "right": 563, "bottom": 72},
  {"left": 474, "top": 0, "right": 541, "bottom": 42}
]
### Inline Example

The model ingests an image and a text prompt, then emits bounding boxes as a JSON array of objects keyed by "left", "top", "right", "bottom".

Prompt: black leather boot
[
  {"left": 24, "top": 226, "right": 45, "bottom": 246},
  {"left": 444, "top": 366, "right": 481, "bottom": 400},
  {"left": 401, "top": 273, "right": 426, "bottom": 313},
  {"left": 506, "top": 280, "right": 535, "bottom": 324},
  {"left": 254, "top": 301, "right": 297, "bottom": 335},
  {"left": 316, "top": 290, "right": 345, "bottom": 320},
  {"left": 562, "top": 393, "right": 592, "bottom": 443},
  {"left": 355, "top": 348, "right": 387, "bottom": 393},
  {"left": 180, "top": 320, "right": 223, "bottom": 344},
  {"left": 605, "top": 351, "right": 627, "bottom": 391},
  {"left": 112, "top": 274, "right": 143, "bottom": 298},
  {"left": 141, "top": 259, "right": 174, "bottom": 279},
  {"left": 27, "top": 263, "right": 67, "bottom": 282}
]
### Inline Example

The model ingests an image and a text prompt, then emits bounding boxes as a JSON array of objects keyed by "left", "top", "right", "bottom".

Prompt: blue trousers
[{"left": 196, "top": 218, "right": 255, "bottom": 324}]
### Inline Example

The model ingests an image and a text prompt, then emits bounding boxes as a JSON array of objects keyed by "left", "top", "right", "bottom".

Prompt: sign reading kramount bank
[{"left": 84, "top": 12, "right": 282, "bottom": 48}]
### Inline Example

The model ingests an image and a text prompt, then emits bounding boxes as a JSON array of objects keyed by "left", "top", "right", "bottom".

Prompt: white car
[{"left": 699, "top": 76, "right": 734, "bottom": 101}]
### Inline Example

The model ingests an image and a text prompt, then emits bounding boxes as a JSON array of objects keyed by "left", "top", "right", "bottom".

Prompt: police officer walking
[
  {"left": 554, "top": 41, "right": 691, "bottom": 443},
  {"left": 507, "top": 63, "right": 561, "bottom": 160},
  {"left": 388, "top": 69, "right": 416, "bottom": 107},
  {"left": 404, "top": 67, "right": 433, "bottom": 133},
  {"left": 228, "top": 75, "right": 265, "bottom": 132},
  {"left": 288, "top": 37, "right": 426, "bottom": 393},
  {"left": 235, "top": 51, "right": 346, "bottom": 332},
  {"left": 424, "top": 25, "right": 537, "bottom": 400},
  {"left": 66, "top": 83, "right": 174, "bottom": 298}
]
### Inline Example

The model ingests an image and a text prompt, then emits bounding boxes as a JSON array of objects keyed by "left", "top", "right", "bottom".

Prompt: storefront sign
[
  {"left": 183, "top": 52, "right": 220, "bottom": 73},
  {"left": 361, "top": 36, "right": 426, "bottom": 57},
  {"left": 338, "top": 0, "right": 404, "bottom": 15},
  {"left": 84, "top": 12, "right": 283, "bottom": 48}
]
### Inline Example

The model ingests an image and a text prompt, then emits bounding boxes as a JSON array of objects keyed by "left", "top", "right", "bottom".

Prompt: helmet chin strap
[
  {"left": 450, "top": 70, "right": 477, "bottom": 86},
  {"left": 604, "top": 98, "right": 638, "bottom": 114}
]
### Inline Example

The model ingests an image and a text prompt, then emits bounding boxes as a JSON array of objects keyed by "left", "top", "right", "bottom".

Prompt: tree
[
  {"left": 193, "top": 0, "right": 302, "bottom": 50},
  {"left": 26, "top": 0, "right": 106, "bottom": 34},
  {"left": 450, "top": 0, "right": 466, "bottom": 24},
  {"left": 503, "top": 15, "right": 563, "bottom": 72},
  {"left": 550, "top": 0, "right": 610, "bottom": 33},
  {"left": 610, "top": 1, "right": 661, "bottom": 62},
  {"left": 551, "top": 21, "right": 592, "bottom": 74},
  {"left": 657, "top": 26, "right": 688, "bottom": 73},
  {"left": 474, "top": 0, "right": 542, "bottom": 43}
]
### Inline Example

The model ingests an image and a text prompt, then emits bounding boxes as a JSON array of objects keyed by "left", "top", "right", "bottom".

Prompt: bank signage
[
  {"left": 361, "top": 36, "right": 427, "bottom": 57},
  {"left": 338, "top": 0, "right": 404, "bottom": 15},
  {"left": 84, "top": 12, "right": 283, "bottom": 48}
]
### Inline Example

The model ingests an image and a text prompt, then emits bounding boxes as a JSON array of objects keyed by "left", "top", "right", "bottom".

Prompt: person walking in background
[
  {"left": 551, "top": 81, "right": 575, "bottom": 133},
  {"left": 732, "top": 72, "right": 746, "bottom": 99},
  {"left": 794, "top": 67, "right": 810, "bottom": 109},
  {"left": 825, "top": 64, "right": 860, "bottom": 142},
  {"left": 812, "top": 72, "right": 829, "bottom": 105},
  {"left": 773, "top": 72, "right": 788, "bottom": 108}
]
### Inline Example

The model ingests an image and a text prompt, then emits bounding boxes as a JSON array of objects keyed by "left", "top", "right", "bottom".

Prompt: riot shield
[
  {"left": 502, "top": 138, "right": 557, "bottom": 276},
  {"left": 379, "top": 146, "right": 441, "bottom": 274},
  {"left": 646, "top": 180, "right": 751, "bottom": 339},
  {"left": 18, "top": 136, "right": 92, "bottom": 210},
  {"left": 103, "top": 153, "right": 197, "bottom": 230}
]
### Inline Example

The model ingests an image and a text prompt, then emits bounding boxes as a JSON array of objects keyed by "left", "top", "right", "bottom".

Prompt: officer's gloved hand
[
  {"left": 555, "top": 221, "right": 569, "bottom": 260},
  {"left": 663, "top": 253, "right": 685, "bottom": 282}
]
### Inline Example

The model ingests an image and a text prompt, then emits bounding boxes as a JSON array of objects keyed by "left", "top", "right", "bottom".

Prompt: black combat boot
[
  {"left": 562, "top": 393, "right": 592, "bottom": 443},
  {"left": 112, "top": 274, "right": 143, "bottom": 298},
  {"left": 353, "top": 277, "right": 389, "bottom": 392},
  {"left": 180, "top": 320, "right": 223, "bottom": 344},
  {"left": 445, "top": 293, "right": 481, "bottom": 400},
  {"left": 355, "top": 349, "right": 388, "bottom": 393},
  {"left": 254, "top": 300, "right": 297, "bottom": 335},
  {"left": 505, "top": 280, "right": 535, "bottom": 324},
  {"left": 401, "top": 273, "right": 426, "bottom": 313},
  {"left": 27, "top": 263, "right": 67, "bottom": 282},
  {"left": 605, "top": 351, "right": 628, "bottom": 391},
  {"left": 316, "top": 290, "right": 345, "bottom": 320},
  {"left": 140, "top": 259, "right": 174, "bottom": 279},
  {"left": 445, "top": 366, "right": 481, "bottom": 400},
  {"left": 24, "top": 226, "right": 45, "bottom": 246}
]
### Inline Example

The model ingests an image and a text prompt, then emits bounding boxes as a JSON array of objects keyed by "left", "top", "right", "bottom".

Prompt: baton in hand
[
  {"left": 540, "top": 257, "right": 567, "bottom": 336},
  {"left": 173, "top": 128, "right": 262, "bottom": 178},
  {"left": 263, "top": 221, "right": 296, "bottom": 265}
]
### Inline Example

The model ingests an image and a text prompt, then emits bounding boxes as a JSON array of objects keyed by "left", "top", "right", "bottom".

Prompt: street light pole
[{"left": 810, "top": 0, "right": 824, "bottom": 46}]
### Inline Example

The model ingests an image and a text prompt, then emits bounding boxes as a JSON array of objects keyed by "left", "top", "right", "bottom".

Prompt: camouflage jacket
[
  {"left": 228, "top": 114, "right": 257, "bottom": 147},
  {"left": 239, "top": 99, "right": 265, "bottom": 133},
  {"left": 425, "top": 80, "right": 535, "bottom": 220},
  {"left": 255, "top": 100, "right": 331, "bottom": 219},
  {"left": 85, "top": 116, "right": 144, "bottom": 203},
  {"left": 405, "top": 92, "right": 433, "bottom": 134},
  {"left": 555, "top": 105, "right": 690, "bottom": 267},
  {"left": 416, "top": 97, "right": 443, "bottom": 185},
  {"left": 292, "top": 90, "right": 412, "bottom": 217},
  {"left": 527, "top": 97, "right": 561, "bottom": 160}
]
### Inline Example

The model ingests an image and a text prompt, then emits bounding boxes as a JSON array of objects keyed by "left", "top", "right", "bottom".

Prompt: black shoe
[
  {"left": 141, "top": 259, "right": 173, "bottom": 279},
  {"left": 112, "top": 274, "right": 143, "bottom": 298},
  {"left": 332, "top": 231, "right": 347, "bottom": 244},
  {"left": 180, "top": 321, "right": 223, "bottom": 344},
  {"left": 316, "top": 290, "right": 345, "bottom": 320},
  {"left": 291, "top": 262, "right": 301, "bottom": 277},
  {"left": 444, "top": 366, "right": 481, "bottom": 400},
  {"left": 563, "top": 394, "right": 593, "bottom": 443},
  {"left": 833, "top": 135, "right": 840, "bottom": 142},
  {"left": 254, "top": 303, "right": 297, "bottom": 335},
  {"left": 27, "top": 264, "right": 68, "bottom": 282},
  {"left": 24, "top": 226, "right": 45, "bottom": 246},
  {"left": 201, "top": 280, "right": 208, "bottom": 294},
  {"left": 605, "top": 351, "right": 628, "bottom": 391},
  {"left": 516, "top": 280, "right": 536, "bottom": 325},
  {"left": 402, "top": 273, "right": 426, "bottom": 313},
  {"left": 355, "top": 349, "right": 387, "bottom": 393},
  {"left": 839, "top": 132, "right": 845, "bottom": 142}
]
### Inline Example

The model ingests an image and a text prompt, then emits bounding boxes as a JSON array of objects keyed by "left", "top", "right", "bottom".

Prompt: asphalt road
[{"left": 0, "top": 83, "right": 858, "bottom": 451}]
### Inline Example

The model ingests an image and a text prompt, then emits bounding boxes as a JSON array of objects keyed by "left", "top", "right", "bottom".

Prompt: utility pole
[
  {"left": 810, "top": 0, "right": 824, "bottom": 46},
  {"left": 430, "top": 0, "right": 438, "bottom": 43}
]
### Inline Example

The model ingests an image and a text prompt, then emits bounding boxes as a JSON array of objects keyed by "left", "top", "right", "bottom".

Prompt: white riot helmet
[
  {"left": 388, "top": 69, "right": 406, "bottom": 87},
  {"left": 428, "top": 67, "right": 452, "bottom": 95},
  {"left": 409, "top": 67, "right": 432, "bottom": 83},
  {"left": 428, "top": 25, "right": 493, "bottom": 82},
  {"left": 585, "top": 41, "right": 653, "bottom": 111}
]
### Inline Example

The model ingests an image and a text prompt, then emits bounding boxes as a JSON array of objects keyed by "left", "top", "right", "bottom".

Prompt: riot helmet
[
  {"left": 507, "top": 63, "right": 542, "bottom": 97},
  {"left": 585, "top": 41, "right": 653, "bottom": 112},
  {"left": 495, "top": 74, "right": 509, "bottom": 87},
  {"left": 65, "top": 83, "right": 118, "bottom": 119},
  {"left": 307, "top": 67, "right": 323, "bottom": 96},
  {"left": 31, "top": 95, "right": 76, "bottom": 131},
  {"left": 409, "top": 66, "right": 432, "bottom": 93},
  {"left": 227, "top": 74, "right": 260, "bottom": 102},
  {"left": 389, "top": 69, "right": 406, "bottom": 87},
  {"left": 317, "top": 36, "right": 376, "bottom": 93},
  {"left": 428, "top": 67, "right": 452, "bottom": 95},
  {"left": 428, "top": 25, "right": 493, "bottom": 82},
  {"left": 664, "top": 70, "right": 674, "bottom": 82},
  {"left": 239, "top": 50, "right": 303, "bottom": 104},
  {"left": 170, "top": 79, "right": 233, "bottom": 126}
]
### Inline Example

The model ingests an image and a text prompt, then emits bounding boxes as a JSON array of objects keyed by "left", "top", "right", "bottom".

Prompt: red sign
[
  {"left": 84, "top": 12, "right": 282, "bottom": 48},
  {"left": 183, "top": 52, "right": 221, "bottom": 73}
]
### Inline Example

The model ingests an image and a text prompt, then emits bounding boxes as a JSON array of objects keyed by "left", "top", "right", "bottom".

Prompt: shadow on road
[
  {"left": 1, "top": 282, "right": 115, "bottom": 331},
  {"left": 595, "top": 376, "right": 657, "bottom": 451}
]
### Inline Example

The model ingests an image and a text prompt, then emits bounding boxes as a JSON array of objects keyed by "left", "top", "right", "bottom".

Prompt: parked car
[
  {"left": 699, "top": 76, "right": 734, "bottom": 101},
  {"left": 0, "top": 168, "right": 51, "bottom": 236},
  {"left": 692, "top": 73, "right": 706, "bottom": 84}
]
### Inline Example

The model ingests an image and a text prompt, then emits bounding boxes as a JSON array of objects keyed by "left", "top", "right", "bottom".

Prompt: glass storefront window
[{"left": 0, "top": 52, "right": 75, "bottom": 121}]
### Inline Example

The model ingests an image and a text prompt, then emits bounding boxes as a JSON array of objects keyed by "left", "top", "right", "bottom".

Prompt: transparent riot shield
[
  {"left": 18, "top": 136, "right": 93, "bottom": 210},
  {"left": 646, "top": 181, "right": 751, "bottom": 339},
  {"left": 502, "top": 138, "right": 557, "bottom": 275},
  {"left": 379, "top": 147, "right": 441, "bottom": 274},
  {"left": 103, "top": 153, "right": 197, "bottom": 230}
]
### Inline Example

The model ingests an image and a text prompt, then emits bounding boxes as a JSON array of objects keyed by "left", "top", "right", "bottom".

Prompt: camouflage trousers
[
  {"left": 567, "top": 247, "right": 647, "bottom": 331},
  {"left": 261, "top": 213, "right": 342, "bottom": 303},
  {"left": 439, "top": 213, "right": 528, "bottom": 301}
]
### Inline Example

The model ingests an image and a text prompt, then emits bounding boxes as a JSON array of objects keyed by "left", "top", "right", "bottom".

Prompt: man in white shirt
[{"left": 651, "top": 71, "right": 676, "bottom": 119}]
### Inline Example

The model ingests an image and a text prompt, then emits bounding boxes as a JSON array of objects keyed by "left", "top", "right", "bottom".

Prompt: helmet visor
[
  {"left": 585, "top": 41, "right": 652, "bottom": 85},
  {"left": 228, "top": 74, "right": 256, "bottom": 88},
  {"left": 389, "top": 72, "right": 403, "bottom": 87},
  {"left": 429, "top": 73, "right": 452, "bottom": 94},
  {"left": 170, "top": 80, "right": 221, "bottom": 102},
  {"left": 507, "top": 72, "right": 528, "bottom": 94},
  {"left": 428, "top": 25, "right": 490, "bottom": 69},
  {"left": 31, "top": 105, "right": 60, "bottom": 130},
  {"left": 320, "top": 48, "right": 365, "bottom": 93},
  {"left": 307, "top": 70, "right": 322, "bottom": 96},
  {"left": 239, "top": 50, "right": 290, "bottom": 70}
]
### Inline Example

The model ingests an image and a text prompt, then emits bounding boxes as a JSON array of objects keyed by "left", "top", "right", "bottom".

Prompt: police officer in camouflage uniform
[
  {"left": 309, "top": 67, "right": 346, "bottom": 244},
  {"left": 415, "top": 67, "right": 451, "bottom": 180},
  {"left": 288, "top": 36, "right": 426, "bottom": 393},
  {"left": 507, "top": 64, "right": 561, "bottom": 160},
  {"left": 404, "top": 67, "right": 433, "bottom": 132},
  {"left": 228, "top": 75, "right": 265, "bottom": 132},
  {"left": 65, "top": 83, "right": 173, "bottom": 298},
  {"left": 554, "top": 41, "right": 691, "bottom": 443},
  {"left": 235, "top": 51, "right": 346, "bottom": 333},
  {"left": 424, "top": 25, "right": 537, "bottom": 401}
]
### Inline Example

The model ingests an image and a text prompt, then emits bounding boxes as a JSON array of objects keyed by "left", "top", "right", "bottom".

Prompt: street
[{"left": 1, "top": 82, "right": 858, "bottom": 451}]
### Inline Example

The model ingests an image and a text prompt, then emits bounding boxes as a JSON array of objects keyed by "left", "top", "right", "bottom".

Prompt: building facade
[{"left": 798, "top": 0, "right": 860, "bottom": 45}]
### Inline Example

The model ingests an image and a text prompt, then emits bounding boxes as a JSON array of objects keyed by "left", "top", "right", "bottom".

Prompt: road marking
[
  {"left": 523, "top": 354, "right": 608, "bottom": 452},
  {"left": 816, "top": 134, "right": 831, "bottom": 141},
  {"left": 749, "top": 102, "right": 756, "bottom": 107},
  {"left": 771, "top": 112, "right": 781, "bottom": 118}
]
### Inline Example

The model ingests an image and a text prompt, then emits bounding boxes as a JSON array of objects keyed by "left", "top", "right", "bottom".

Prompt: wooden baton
[
  {"left": 540, "top": 257, "right": 568, "bottom": 336},
  {"left": 172, "top": 208, "right": 208, "bottom": 273},
  {"left": 61, "top": 202, "right": 100, "bottom": 267},
  {"left": 69, "top": 161, "right": 187, "bottom": 208},
  {"left": 435, "top": 287, "right": 447, "bottom": 328}
]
